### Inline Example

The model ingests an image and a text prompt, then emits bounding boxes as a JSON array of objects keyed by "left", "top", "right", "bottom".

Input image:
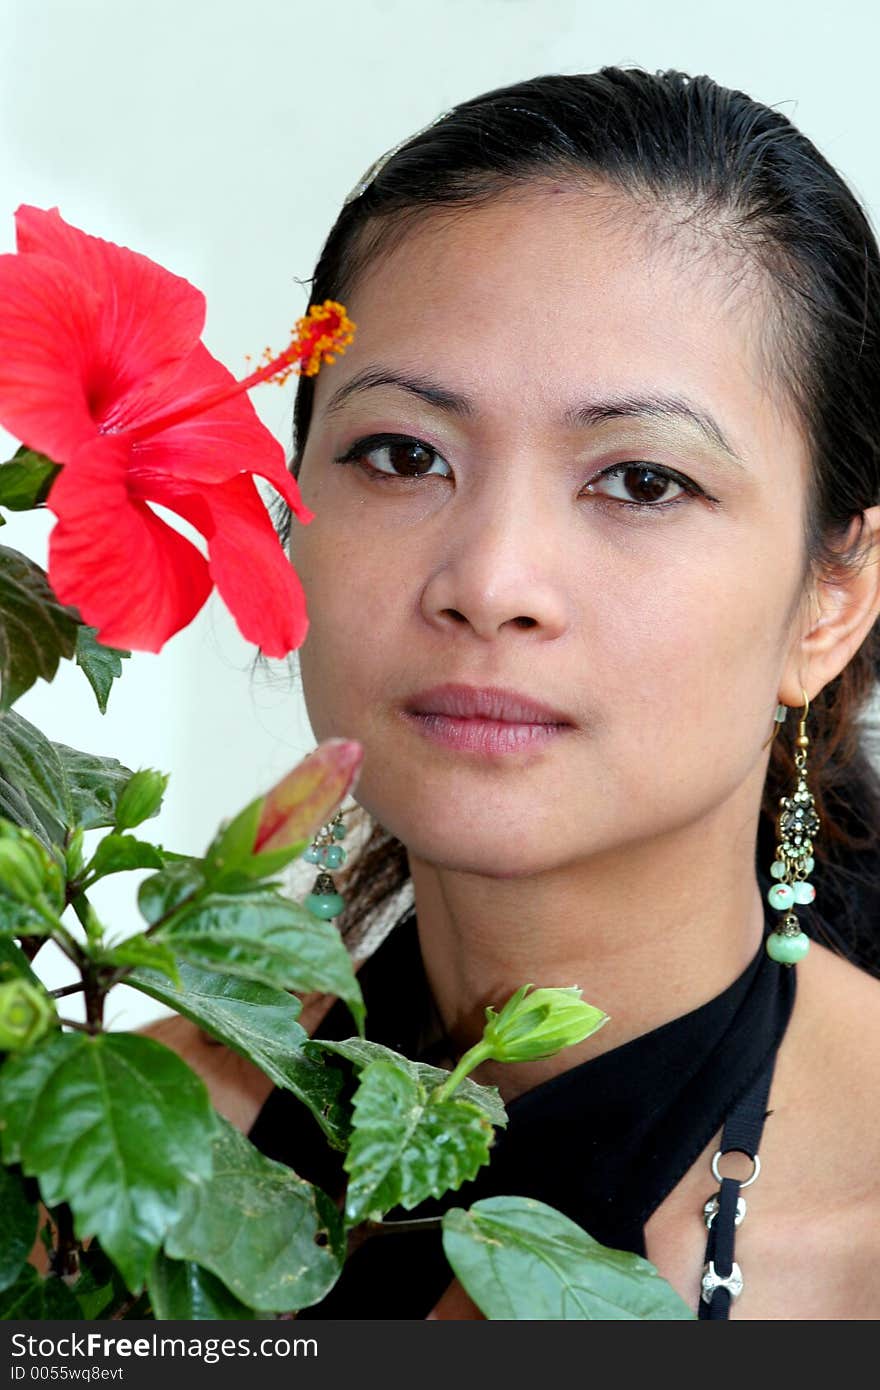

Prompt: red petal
[
  {"left": 134, "top": 471, "right": 309, "bottom": 657},
  {"left": 125, "top": 343, "right": 315, "bottom": 525},
  {"left": 0, "top": 252, "right": 103, "bottom": 460},
  {"left": 15, "top": 206, "right": 205, "bottom": 422},
  {"left": 46, "top": 435, "right": 212, "bottom": 652}
]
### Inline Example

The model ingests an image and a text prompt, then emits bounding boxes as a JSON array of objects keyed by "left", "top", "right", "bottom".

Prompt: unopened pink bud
[{"left": 254, "top": 738, "right": 364, "bottom": 852}]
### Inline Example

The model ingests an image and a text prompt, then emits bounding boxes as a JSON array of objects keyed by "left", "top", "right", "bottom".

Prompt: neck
[{"left": 406, "top": 789, "right": 768, "bottom": 1103}]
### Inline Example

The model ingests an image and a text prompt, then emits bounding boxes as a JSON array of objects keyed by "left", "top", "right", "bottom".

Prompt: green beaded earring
[
  {"left": 301, "top": 810, "right": 348, "bottom": 920},
  {"left": 764, "top": 688, "right": 817, "bottom": 965}
]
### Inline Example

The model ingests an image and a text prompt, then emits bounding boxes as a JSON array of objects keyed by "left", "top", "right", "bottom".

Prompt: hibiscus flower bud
[
  {"left": 0, "top": 979, "right": 56, "bottom": 1050},
  {"left": 480, "top": 984, "right": 609, "bottom": 1063},
  {"left": 113, "top": 769, "right": 169, "bottom": 832},
  {"left": 0, "top": 822, "right": 65, "bottom": 912},
  {"left": 254, "top": 739, "right": 364, "bottom": 853}
]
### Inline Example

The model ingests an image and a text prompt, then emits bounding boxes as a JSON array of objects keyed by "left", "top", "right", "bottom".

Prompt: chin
[{"left": 377, "top": 816, "right": 570, "bottom": 879}]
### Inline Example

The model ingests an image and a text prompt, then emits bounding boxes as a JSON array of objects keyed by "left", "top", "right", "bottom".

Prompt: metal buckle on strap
[
  {"left": 703, "top": 1192, "right": 747, "bottom": 1229},
  {"left": 701, "top": 1260, "right": 744, "bottom": 1304}
]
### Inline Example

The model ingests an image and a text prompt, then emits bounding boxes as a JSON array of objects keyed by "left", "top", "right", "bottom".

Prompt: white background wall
[{"left": 1, "top": 0, "right": 878, "bottom": 1026}]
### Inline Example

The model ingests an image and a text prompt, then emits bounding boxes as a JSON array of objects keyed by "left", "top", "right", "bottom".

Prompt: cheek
[
  {"left": 292, "top": 521, "right": 401, "bottom": 737},
  {"left": 586, "top": 534, "right": 794, "bottom": 774}
]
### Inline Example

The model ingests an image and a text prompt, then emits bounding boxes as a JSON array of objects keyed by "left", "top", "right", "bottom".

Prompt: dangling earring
[
  {"left": 301, "top": 810, "right": 348, "bottom": 919},
  {"left": 764, "top": 687, "right": 818, "bottom": 964}
]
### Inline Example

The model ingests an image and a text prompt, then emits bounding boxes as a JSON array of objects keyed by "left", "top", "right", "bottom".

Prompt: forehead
[{"left": 314, "top": 184, "right": 804, "bottom": 466}]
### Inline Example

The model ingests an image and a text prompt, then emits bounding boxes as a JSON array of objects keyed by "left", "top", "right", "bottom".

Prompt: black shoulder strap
[{"left": 698, "top": 1049, "right": 777, "bottom": 1320}]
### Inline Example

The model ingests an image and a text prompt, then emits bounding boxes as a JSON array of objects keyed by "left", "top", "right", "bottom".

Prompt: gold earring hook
[
  {"left": 763, "top": 686, "right": 810, "bottom": 751},
  {"left": 796, "top": 687, "right": 811, "bottom": 750}
]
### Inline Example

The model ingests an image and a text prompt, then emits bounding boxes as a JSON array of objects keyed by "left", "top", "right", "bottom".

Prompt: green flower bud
[
  {"left": 0, "top": 979, "right": 56, "bottom": 1050},
  {"left": 114, "top": 769, "right": 169, "bottom": 831},
  {"left": 0, "top": 823, "right": 65, "bottom": 912},
  {"left": 0, "top": 836, "right": 46, "bottom": 902},
  {"left": 481, "top": 984, "right": 609, "bottom": 1063}
]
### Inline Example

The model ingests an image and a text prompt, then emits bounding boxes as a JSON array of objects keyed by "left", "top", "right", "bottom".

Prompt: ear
[{"left": 779, "top": 505, "right": 880, "bottom": 706}]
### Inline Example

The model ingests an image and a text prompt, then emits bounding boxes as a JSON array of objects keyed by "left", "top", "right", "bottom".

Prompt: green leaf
[
  {"left": 55, "top": 740, "right": 142, "bottom": 831},
  {"left": 88, "top": 832, "right": 165, "bottom": 881},
  {"left": 157, "top": 889, "right": 364, "bottom": 1034},
  {"left": 0, "top": 1263, "right": 83, "bottom": 1318},
  {"left": 164, "top": 1116, "right": 344, "bottom": 1313},
  {"left": 0, "top": 547, "right": 79, "bottom": 710},
  {"left": 0, "top": 447, "right": 61, "bottom": 511},
  {"left": 344, "top": 1059, "right": 494, "bottom": 1226},
  {"left": 0, "top": 935, "right": 42, "bottom": 986},
  {"left": 306, "top": 1036, "right": 508, "bottom": 1130},
  {"left": 203, "top": 797, "right": 262, "bottom": 880},
  {"left": 99, "top": 933, "right": 181, "bottom": 986},
  {"left": 138, "top": 859, "right": 206, "bottom": 926},
  {"left": 127, "top": 960, "right": 348, "bottom": 1148},
  {"left": 442, "top": 1196, "right": 696, "bottom": 1320},
  {"left": 147, "top": 1252, "right": 273, "bottom": 1320},
  {"left": 0, "top": 711, "right": 72, "bottom": 845},
  {"left": 74, "top": 625, "right": 130, "bottom": 714},
  {"left": 0, "top": 894, "right": 51, "bottom": 939},
  {"left": 0, "top": 773, "right": 57, "bottom": 852},
  {"left": 0, "top": 708, "right": 138, "bottom": 846},
  {"left": 72, "top": 1241, "right": 129, "bottom": 1319},
  {"left": 71, "top": 1256, "right": 123, "bottom": 1317},
  {"left": 202, "top": 797, "right": 308, "bottom": 891},
  {"left": 0, "top": 1165, "right": 38, "bottom": 1291},
  {"left": 75, "top": 1279, "right": 117, "bottom": 1320},
  {"left": 0, "top": 1031, "right": 220, "bottom": 1291}
]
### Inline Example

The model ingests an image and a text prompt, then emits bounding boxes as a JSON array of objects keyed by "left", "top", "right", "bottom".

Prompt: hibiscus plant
[{"left": 0, "top": 207, "right": 693, "bottom": 1322}]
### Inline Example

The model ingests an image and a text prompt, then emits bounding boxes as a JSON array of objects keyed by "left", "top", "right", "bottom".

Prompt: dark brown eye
[
  {"left": 619, "top": 465, "right": 676, "bottom": 504},
  {"left": 334, "top": 433, "right": 449, "bottom": 480},
  {"left": 585, "top": 462, "right": 693, "bottom": 510},
  {"left": 382, "top": 440, "right": 438, "bottom": 476}
]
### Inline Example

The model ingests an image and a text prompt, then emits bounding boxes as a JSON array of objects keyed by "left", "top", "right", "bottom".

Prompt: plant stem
[
  {"left": 431, "top": 1040, "right": 493, "bottom": 1103},
  {"left": 31, "top": 898, "right": 82, "bottom": 967},
  {"left": 142, "top": 891, "right": 201, "bottom": 938},
  {"left": 345, "top": 1214, "right": 444, "bottom": 1259},
  {"left": 365, "top": 1216, "right": 444, "bottom": 1235},
  {"left": 70, "top": 892, "right": 104, "bottom": 946},
  {"left": 52, "top": 981, "right": 86, "bottom": 999},
  {"left": 48, "top": 1203, "right": 80, "bottom": 1279},
  {"left": 47, "top": 924, "right": 87, "bottom": 970},
  {"left": 82, "top": 963, "right": 105, "bottom": 1031},
  {"left": 109, "top": 1294, "right": 142, "bottom": 1321}
]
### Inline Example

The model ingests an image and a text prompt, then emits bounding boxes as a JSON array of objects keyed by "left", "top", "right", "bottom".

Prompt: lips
[{"left": 404, "top": 683, "right": 573, "bottom": 725}]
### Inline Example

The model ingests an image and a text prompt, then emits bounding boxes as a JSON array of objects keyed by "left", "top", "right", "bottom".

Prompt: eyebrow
[{"left": 321, "top": 366, "right": 747, "bottom": 468}]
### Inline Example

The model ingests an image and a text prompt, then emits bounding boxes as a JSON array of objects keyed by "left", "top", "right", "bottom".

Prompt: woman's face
[{"left": 290, "top": 184, "right": 813, "bottom": 877}]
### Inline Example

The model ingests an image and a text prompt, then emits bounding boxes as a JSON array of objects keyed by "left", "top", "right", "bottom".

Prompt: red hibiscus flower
[{"left": 0, "top": 205, "right": 354, "bottom": 655}]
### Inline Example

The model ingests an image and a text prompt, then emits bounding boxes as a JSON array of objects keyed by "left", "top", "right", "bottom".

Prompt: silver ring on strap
[{"left": 711, "top": 1149, "right": 761, "bottom": 1188}]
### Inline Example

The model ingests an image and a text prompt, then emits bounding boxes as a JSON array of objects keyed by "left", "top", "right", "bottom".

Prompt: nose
[{"left": 418, "top": 476, "right": 572, "bottom": 643}]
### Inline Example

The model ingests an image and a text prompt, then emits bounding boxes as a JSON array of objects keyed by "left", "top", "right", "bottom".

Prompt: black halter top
[{"left": 248, "top": 895, "right": 796, "bottom": 1320}]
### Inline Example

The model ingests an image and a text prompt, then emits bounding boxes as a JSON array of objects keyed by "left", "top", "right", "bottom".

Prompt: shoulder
[
  {"left": 775, "top": 940, "right": 880, "bottom": 1176},
  {"left": 788, "top": 938, "right": 880, "bottom": 1120},
  {"left": 754, "top": 941, "right": 880, "bottom": 1316}
]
